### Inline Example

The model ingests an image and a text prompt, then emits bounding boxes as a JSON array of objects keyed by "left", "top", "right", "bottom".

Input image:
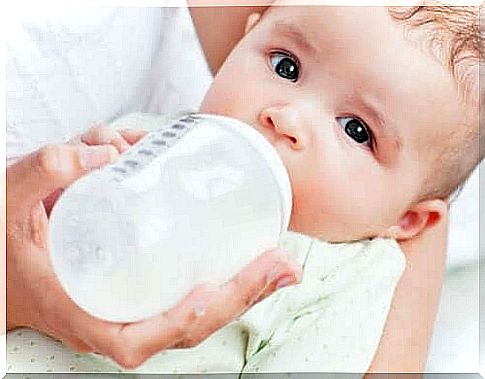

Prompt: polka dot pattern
[{"left": 7, "top": 232, "right": 404, "bottom": 375}]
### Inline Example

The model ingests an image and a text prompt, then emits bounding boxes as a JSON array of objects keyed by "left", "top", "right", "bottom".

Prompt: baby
[
  {"left": 199, "top": 4, "right": 482, "bottom": 244},
  {"left": 15, "top": 3, "right": 480, "bottom": 375}
]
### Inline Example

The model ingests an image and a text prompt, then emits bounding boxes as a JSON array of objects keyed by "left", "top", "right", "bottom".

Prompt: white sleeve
[{"left": 6, "top": 8, "right": 165, "bottom": 160}]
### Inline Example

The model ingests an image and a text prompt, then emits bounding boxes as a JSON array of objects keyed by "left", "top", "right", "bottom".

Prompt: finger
[
  {"left": 81, "top": 125, "right": 130, "bottom": 153},
  {"left": 98, "top": 285, "right": 219, "bottom": 368},
  {"left": 42, "top": 188, "right": 64, "bottom": 217},
  {"left": 7, "top": 144, "right": 118, "bottom": 212},
  {"left": 66, "top": 251, "right": 301, "bottom": 369},
  {"left": 38, "top": 319, "right": 94, "bottom": 354},
  {"left": 181, "top": 249, "right": 302, "bottom": 342},
  {"left": 254, "top": 260, "right": 302, "bottom": 303},
  {"left": 116, "top": 249, "right": 302, "bottom": 365},
  {"left": 220, "top": 248, "right": 302, "bottom": 310},
  {"left": 118, "top": 129, "right": 148, "bottom": 145},
  {"left": 50, "top": 330, "right": 95, "bottom": 354},
  {"left": 64, "top": 338, "right": 95, "bottom": 354},
  {"left": 37, "top": 276, "right": 122, "bottom": 357}
]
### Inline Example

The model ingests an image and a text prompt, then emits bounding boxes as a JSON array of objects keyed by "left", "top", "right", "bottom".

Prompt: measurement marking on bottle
[
  {"left": 112, "top": 167, "right": 127, "bottom": 174},
  {"left": 108, "top": 115, "right": 201, "bottom": 183},
  {"left": 124, "top": 160, "right": 139, "bottom": 167},
  {"left": 180, "top": 115, "right": 201, "bottom": 123},
  {"left": 138, "top": 149, "right": 155, "bottom": 156}
]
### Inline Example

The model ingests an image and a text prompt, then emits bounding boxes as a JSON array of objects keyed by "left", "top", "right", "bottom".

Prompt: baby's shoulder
[
  {"left": 280, "top": 231, "right": 404, "bottom": 280},
  {"left": 243, "top": 232, "right": 405, "bottom": 327},
  {"left": 238, "top": 233, "right": 406, "bottom": 371}
]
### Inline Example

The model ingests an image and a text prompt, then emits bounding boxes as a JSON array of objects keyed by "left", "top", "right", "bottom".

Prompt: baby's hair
[{"left": 388, "top": 4, "right": 483, "bottom": 201}]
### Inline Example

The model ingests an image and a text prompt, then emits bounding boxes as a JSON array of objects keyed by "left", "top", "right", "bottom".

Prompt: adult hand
[{"left": 7, "top": 129, "right": 302, "bottom": 369}]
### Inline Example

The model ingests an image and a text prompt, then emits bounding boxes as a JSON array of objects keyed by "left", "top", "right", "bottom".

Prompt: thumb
[{"left": 7, "top": 144, "right": 118, "bottom": 212}]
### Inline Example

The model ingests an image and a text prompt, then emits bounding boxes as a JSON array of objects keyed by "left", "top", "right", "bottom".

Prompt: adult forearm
[
  {"left": 189, "top": 4, "right": 270, "bottom": 75},
  {"left": 365, "top": 213, "right": 448, "bottom": 375}
]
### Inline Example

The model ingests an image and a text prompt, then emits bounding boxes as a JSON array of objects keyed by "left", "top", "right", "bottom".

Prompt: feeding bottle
[{"left": 49, "top": 113, "right": 292, "bottom": 322}]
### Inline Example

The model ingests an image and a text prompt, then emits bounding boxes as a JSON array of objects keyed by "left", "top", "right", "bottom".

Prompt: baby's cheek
[
  {"left": 288, "top": 175, "right": 377, "bottom": 241},
  {"left": 200, "top": 64, "right": 252, "bottom": 118},
  {"left": 288, "top": 179, "right": 338, "bottom": 237}
]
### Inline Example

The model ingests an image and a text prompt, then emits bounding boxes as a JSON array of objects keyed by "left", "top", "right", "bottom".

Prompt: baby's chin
[{"left": 287, "top": 216, "right": 386, "bottom": 243}]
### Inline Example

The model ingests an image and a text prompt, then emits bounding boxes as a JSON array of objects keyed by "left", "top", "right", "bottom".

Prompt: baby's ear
[
  {"left": 244, "top": 13, "right": 262, "bottom": 35},
  {"left": 385, "top": 199, "right": 447, "bottom": 241}
]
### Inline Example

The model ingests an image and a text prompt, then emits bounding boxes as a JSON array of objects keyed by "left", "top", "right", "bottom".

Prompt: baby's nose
[{"left": 259, "top": 106, "right": 304, "bottom": 150}]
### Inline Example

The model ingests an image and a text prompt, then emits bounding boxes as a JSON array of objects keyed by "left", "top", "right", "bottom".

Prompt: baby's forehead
[
  {"left": 260, "top": 6, "right": 472, "bottom": 151},
  {"left": 263, "top": 5, "right": 388, "bottom": 23},
  {"left": 259, "top": 6, "right": 397, "bottom": 46},
  {"left": 262, "top": 5, "right": 476, "bottom": 109}
]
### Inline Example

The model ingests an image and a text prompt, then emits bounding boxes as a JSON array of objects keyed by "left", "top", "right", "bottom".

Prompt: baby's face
[{"left": 199, "top": 6, "right": 465, "bottom": 242}]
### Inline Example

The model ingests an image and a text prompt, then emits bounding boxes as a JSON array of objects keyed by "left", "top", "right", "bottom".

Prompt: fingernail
[
  {"left": 267, "top": 266, "right": 281, "bottom": 283},
  {"left": 80, "top": 146, "right": 117, "bottom": 170},
  {"left": 266, "top": 258, "right": 291, "bottom": 284},
  {"left": 266, "top": 263, "right": 290, "bottom": 287},
  {"left": 119, "top": 140, "right": 130, "bottom": 153},
  {"left": 275, "top": 274, "right": 298, "bottom": 290}
]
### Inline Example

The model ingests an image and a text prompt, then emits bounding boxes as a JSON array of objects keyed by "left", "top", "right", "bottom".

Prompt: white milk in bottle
[{"left": 49, "top": 113, "right": 292, "bottom": 322}]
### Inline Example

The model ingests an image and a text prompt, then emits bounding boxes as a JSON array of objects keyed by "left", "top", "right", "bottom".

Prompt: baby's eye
[
  {"left": 270, "top": 52, "right": 300, "bottom": 82},
  {"left": 337, "top": 117, "right": 373, "bottom": 148}
]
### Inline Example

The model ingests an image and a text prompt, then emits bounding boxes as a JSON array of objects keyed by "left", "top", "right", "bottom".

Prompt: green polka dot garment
[{"left": 7, "top": 230, "right": 404, "bottom": 375}]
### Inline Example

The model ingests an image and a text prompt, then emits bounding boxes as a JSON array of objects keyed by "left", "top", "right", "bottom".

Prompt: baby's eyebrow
[
  {"left": 270, "top": 21, "right": 318, "bottom": 56},
  {"left": 357, "top": 96, "right": 402, "bottom": 159}
]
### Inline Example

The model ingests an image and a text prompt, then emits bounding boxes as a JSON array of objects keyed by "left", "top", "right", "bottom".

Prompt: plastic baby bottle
[{"left": 49, "top": 113, "right": 292, "bottom": 322}]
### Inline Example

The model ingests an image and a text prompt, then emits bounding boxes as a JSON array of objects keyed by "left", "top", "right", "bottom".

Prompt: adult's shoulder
[{"left": 6, "top": 8, "right": 164, "bottom": 158}]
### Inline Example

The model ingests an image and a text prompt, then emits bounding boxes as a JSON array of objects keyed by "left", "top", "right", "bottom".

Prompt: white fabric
[
  {"left": 446, "top": 163, "right": 481, "bottom": 269},
  {"left": 425, "top": 261, "right": 480, "bottom": 372},
  {"left": 6, "top": 5, "right": 212, "bottom": 162}
]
